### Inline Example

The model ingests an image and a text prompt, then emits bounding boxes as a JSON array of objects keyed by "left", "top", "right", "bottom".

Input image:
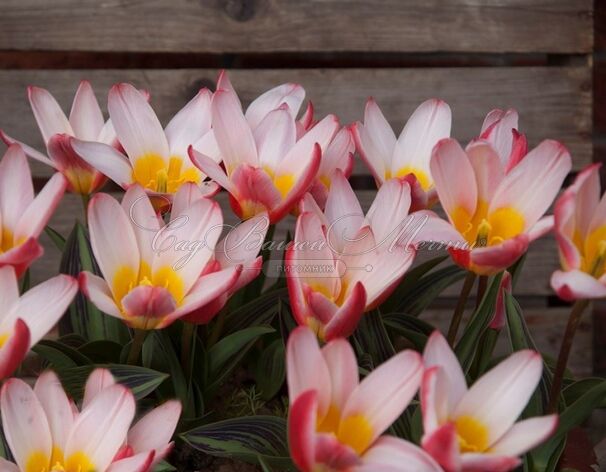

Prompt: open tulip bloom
[
  {"left": 0, "top": 144, "right": 67, "bottom": 276},
  {"left": 287, "top": 169, "right": 455, "bottom": 340},
  {"left": 430, "top": 137, "right": 571, "bottom": 275},
  {"left": 189, "top": 73, "right": 342, "bottom": 223},
  {"left": 352, "top": 98, "right": 452, "bottom": 211},
  {"left": 478, "top": 109, "right": 528, "bottom": 172},
  {"left": 0, "top": 266, "right": 77, "bottom": 379},
  {"left": 420, "top": 331, "right": 558, "bottom": 471},
  {"left": 551, "top": 163, "right": 606, "bottom": 300},
  {"left": 71, "top": 82, "right": 219, "bottom": 200},
  {"left": 286, "top": 327, "right": 441, "bottom": 471},
  {"left": 80, "top": 184, "right": 241, "bottom": 329},
  {"left": 1, "top": 81, "right": 116, "bottom": 195},
  {"left": 0, "top": 368, "right": 180, "bottom": 472}
]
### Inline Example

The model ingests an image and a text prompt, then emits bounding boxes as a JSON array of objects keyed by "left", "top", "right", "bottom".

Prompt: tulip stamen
[{"left": 475, "top": 219, "right": 491, "bottom": 248}]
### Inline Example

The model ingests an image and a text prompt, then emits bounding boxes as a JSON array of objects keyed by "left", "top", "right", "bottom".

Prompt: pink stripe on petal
[{"left": 288, "top": 390, "right": 318, "bottom": 472}]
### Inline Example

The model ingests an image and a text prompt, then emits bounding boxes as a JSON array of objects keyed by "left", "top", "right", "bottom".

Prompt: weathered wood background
[{"left": 0, "top": 2, "right": 599, "bottom": 378}]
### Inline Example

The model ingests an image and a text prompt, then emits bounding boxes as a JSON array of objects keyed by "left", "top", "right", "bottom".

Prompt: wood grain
[
  {"left": 0, "top": 0, "right": 592, "bottom": 54},
  {"left": 0, "top": 67, "right": 592, "bottom": 177}
]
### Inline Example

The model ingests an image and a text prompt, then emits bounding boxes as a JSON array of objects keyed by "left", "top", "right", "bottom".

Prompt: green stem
[
  {"left": 476, "top": 275, "right": 488, "bottom": 308},
  {"left": 447, "top": 272, "right": 476, "bottom": 346},
  {"left": 208, "top": 308, "right": 228, "bottom": 347},
  {"left": 81, "top": 193, "right": 90, "bottom": 226},
  {"left": 127, "top": 329, "right": 147, "bottom": 365},
  {"left": 548, "top": 299, "right": 591, "bottom": 412},
  {"left": 181, "top": 322, "right": 196, "bottom": 372}
]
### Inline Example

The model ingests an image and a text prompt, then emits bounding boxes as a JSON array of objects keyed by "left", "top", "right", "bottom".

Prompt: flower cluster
[{"left": 0, "top": 71, "right": 600, "bottom": 471}]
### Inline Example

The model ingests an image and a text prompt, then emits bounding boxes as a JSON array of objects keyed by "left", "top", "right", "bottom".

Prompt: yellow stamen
[
  {"left": 26, "top": 451, "right": 49, "bottom": 472},
  {"left": 337, "top": 415, "right": 374, "bottom": 455},
  {"left": 584, "top": 225, "right": 606, "bottom": 277},
  {"left": 132, "top": 154, "right": 200, "bottom": 194},
  {"left": 63, "top": 450, "right": 95, "bottom": 472},
  {"left": 393, "top": 166, "right": 431, "bottom": 191},
  {"left": 454, "top": 415, "right": 489, "bottom": 453},
  {"left": 317, "top": 404, "right": 341, "bottom": 434},
  {"left": 274, "top": 173, "right": 295, "bottom": 199}
]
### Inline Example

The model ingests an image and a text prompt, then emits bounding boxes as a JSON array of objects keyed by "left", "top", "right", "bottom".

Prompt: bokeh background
[{"left": 0, "top": 0, "right": 602, "bottom": 451}]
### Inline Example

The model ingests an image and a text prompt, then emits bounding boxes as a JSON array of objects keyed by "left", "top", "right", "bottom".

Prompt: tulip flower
[
  {"left": 478, "top": 108, "right": 527, "bottom": 172},
  {"left": 189, "top": 73, "right": 340, "bottom": 223},
  {"left": 352, "top": 98, "right": 451, "bottom": 210},
  {"left": 80, "top": 184, "right": 241, "bottom": 329},
  {"left": 1, "top": 81, "right": 116, "bottom": 194},
  {"left": 165, "top": 182, "right": 269, "bottom": 324},
  {"left": 551, "top": 163, "right": 606, "bottom": 299},
  {"left": 0, "top": 144, "right": 67, "bottom": 276},
  {"left": 71, "top": 83, "right": 219, "bottom": 199},
  {"left": 430, "top": 138, "right": 571, "bottom": 275},
  {"left": 0, "top": 266, "right": 77, "bottom": 379},
  {"left": 287, "top": 327, "right": 439, "bottom": 471},
  {"left": 0, "top": 368, "right": 180, "bottom": 472},
  {"left": 420, "top": 331, "right": 558, "bottom": 472}
]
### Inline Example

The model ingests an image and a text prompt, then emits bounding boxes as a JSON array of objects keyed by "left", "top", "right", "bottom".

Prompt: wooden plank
[
  {"left": 0, "top": 1, "right": 592, "bottom": 53},
  {"left": 0, "top": 67, "right": 592, "bottom": 178},
  {"left": 32, "top": 191, "right": 561, "bottom": 298}
]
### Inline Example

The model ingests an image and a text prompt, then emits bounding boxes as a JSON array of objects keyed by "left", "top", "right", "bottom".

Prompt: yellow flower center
[
  {"left": 452, "top": 200, "right": 525, "bottom": 247},
  {"left": 26, "top": 450, "right": 94, "bottom": 472},
  {"left": 386, "top": 166, "right": 431, "bottom": 191},
  {"left": 581, "top": 225, "right": 606, "bottom": 277},
  {"left": 273, "top": 173, "right": 295, "bottom": 199},
  {"left": 133, "top": 154, "right": 200, "bottom": 194},
  {"left": 315, "top": 404, "right": 374, "bottom": 456},
  {"left": 454, "top": 415, "right": 490, "bottom": 453},
  {"left": 63, "top": 168, "right": 95, "bottom": 195}
]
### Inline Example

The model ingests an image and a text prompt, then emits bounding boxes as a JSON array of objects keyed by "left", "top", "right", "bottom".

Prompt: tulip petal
[
  {"left": 28, "top": 85, "right": 73, "bottom": 142},
  {"left": 82, "top": 368, "right": 116, "bottom": 409},
  {"left": 0, "top": 266, "right": 20, "bottom": 310},
  {"left": 467, "top": 234, "right": 529, "bottom": 276},
  {"left": 108, "top": 83, "right": 169, "bottom": 162},
  {"left": 490, "top": 415, "right": 558, "bottom": 456},
  {"left": 430, "top": 138, "right": 477, "bottom": 222},
  {"left": 188, "top": 147, "right": 236, "bottom": 194},
  {"left": 69, "top": 80, "right": 105, "bottom": 141},
  {"left": 365, "top": 178, "right": 412, "bottom": 244},
  {"left": 420, "top": 367, "right": 451, "bottom": 435},
  {"left": 128, "top": 400, "right": 181, "bottom": 453},
  {"left": 165, "top": 89, "right": 212, "bottom": 159},
  {"left": 0, "top": 319, "right": 30, "bottom": 379},
  {"left": 0, "top": 458, "right": 19, "bottom": 472},
  {"left": 0, "top": 238, "right": 43, "bottom": 277},
  {"left": 0, "top": 130, "right": 55, "bottom": 167},
  {"left": 315, "top": 433, "right": 361, "bottom": 470},
  {"left": 321, "top": 282, "right": 367, "bottom": 341},
  {"left": 324, "top": 170, "right": 364, "bottom": 254},
  {"left": 551, "top": 269, "right": 606, "bottom": 301},
  {"left": 490, "top": 140, "right": 571, "bottom": 229},
  {"left": 121, "top": 184, "right": 161, "bottom": 265},
  {"left": 421, "top": 422, "right": 460, "bottom": 472},
  {"left": 79, "top": 272, "right": 123, "bottom": 320},
  {"left": 466, "top": 140, "right": 504, "bottom": 204},
  {"left": 65, "top": 384, "right": 135, "bottom": 472},
  {"left": 1, "top": 378, "right": 52, "bottom": 471},
  {"left": 392, "top": 99, "right": 451, "bottom": 186},
  {"left": 318, "top": 127, "right": 354, "bottom": 178},
  {"left": 360, "top": 436, "right": 443, "bottom": 472},
  {"left": 321, "top": 338, "right": 359, "bottom": 411},
  {"left": 34, "top": 371, "right": 75, "bottom": 451},
  {"left": 0, "top": 145, "right": 34, "bottom": 232},
  {"left": 360, "top": 98, "right": 396, "bottom": 179},
  {"left": 341, "top": 350, "right": 423, "bottom": 444},
  {"left": 246, "top": 83, "right": 305, "bottom": 129},
  {"left": 286, "top": 327, "right": 331, "bottom": 416},
  {"left": 453, "top": 350, "right": 542, "bottom": 444},
  {"left": 106, "top": 451, "right": 155, "bottom": 472},
  {"left": 459, "top": 454, "right": 521, "bottom": 472},
  {"left": 216, "top": 213, "right": 269, "bottom": 268},
  {"left": 15, "top": 172, "right": 66, "bottom": 241},
  {"left": 479, "top": 108, "right": 519, "bottom": 167},
  {"left": 71, "top": 138, "right": 133, "bottom": 188},
  {"left": 88, "top": 192, "right": 140, "bottom": 290},
  {"left": 253, "top": 105, "right": 296, "bottom": 173},
  {"left": 212, "top": 89, "right": 258, "bottom": 171},
  {"left": 288, "top": 389, "right": 317, "bottom": 472}
]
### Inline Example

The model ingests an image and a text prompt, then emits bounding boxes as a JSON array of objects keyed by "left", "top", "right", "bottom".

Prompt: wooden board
[
  {"left": 0, "top": 67, "right": 592, "bottom": 178},
  {"left": 0, "top": 1, "right": 592, "bottom": 54}
]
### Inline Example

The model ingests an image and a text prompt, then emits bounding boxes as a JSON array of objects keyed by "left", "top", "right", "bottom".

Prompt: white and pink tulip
[
  {"left": 80, "top": 184, "right": 241, "bottom": 329},
  {"left": 420, "top": 331, "right": 558, "bottom": 472},
  {"left": 478, "top": 108, "right": 527, "bottom": 173},
  {"left": 1, "top": 81, "right": 115, "bottom": 195},
  {"left": 286, "top": 326, "right": 440, "bottom": 471},
  {"left": 352, "top": 98, "right": 451, "bottom": 211},
  {"left": 0, "top": 144, "right": 67, "bottom": 275},
  {"left": 189, "top": 72, "right": 340, "bottom": 223},
  {"left": 430, "top": 137, "right": 571, "bottom": 275},
  {"left": 71, "top": 83, "right": 219, "bottom": 200},
  {"left": 0, "top": 368, "right": 180, "bottom": 472},
  {"left": 551, "top": 163, "right": 606, "bottom": 300}
]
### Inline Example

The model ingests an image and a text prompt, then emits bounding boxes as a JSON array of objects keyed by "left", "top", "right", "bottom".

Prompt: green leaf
[
  {"left": 152, "top": 461, "right": 177, "bottom": 472},
  {"left": 78, "top": 340, "right": 122, "bottom": 364},
  {"left": 563, "top": 378, "right": 606, "bottom": 408},
  {"left": 381, "top": 255, "right": 448, "bottom": 313},
  {"left": 44, "top": 225, "right": 66, "bottom": 252},
  {"left": 383, "top": 313, "right": 434, "bottom": 350},
  {"left": 58, "top": 364, "right": 168, "bottom": 401},
  {"left": 34, "top": 339, "right": 92, "bottom": 366},
  {"left": 255, "top": 339, "right": 286, "bottom": 400},
  {"left": 396, "top": 265, "right": 465, "bottom": 316},
  {"left": 181, "top": 416, "right": 293, "bottom": 470},
  {"left": 224, "top": 289, "right": 286, "bottom": 335},
  {"left": 455, "top": 272, "right": 503, "bottom": 372},
  {"left": 208, "top": 326, "right": 274, "bottom": 378},
  {"left": 353, "top": 310, "right": 395, "bottom": 365}
]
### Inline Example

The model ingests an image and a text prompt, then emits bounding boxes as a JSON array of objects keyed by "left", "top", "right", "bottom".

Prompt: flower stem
[
  {"left": 548, "top": 299, "right": 591, "bottom": 412},
  {"left": 127, "top": 329, "right": 147, "bottom": 365},
  {"left": 181, "top": 322, "right": 196, "bottom": 373},
  {"left": 447, "top": 272, "right": 476, "bottom": 346},
  {"left": 81, "top": 193, "right": 90, "bottom": 226},
  {"left": 208, "top": 307, "right": 228, "bottom": 348},
  {"left": 476, "top": 275, "right": 488, "bottom": 308}
]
